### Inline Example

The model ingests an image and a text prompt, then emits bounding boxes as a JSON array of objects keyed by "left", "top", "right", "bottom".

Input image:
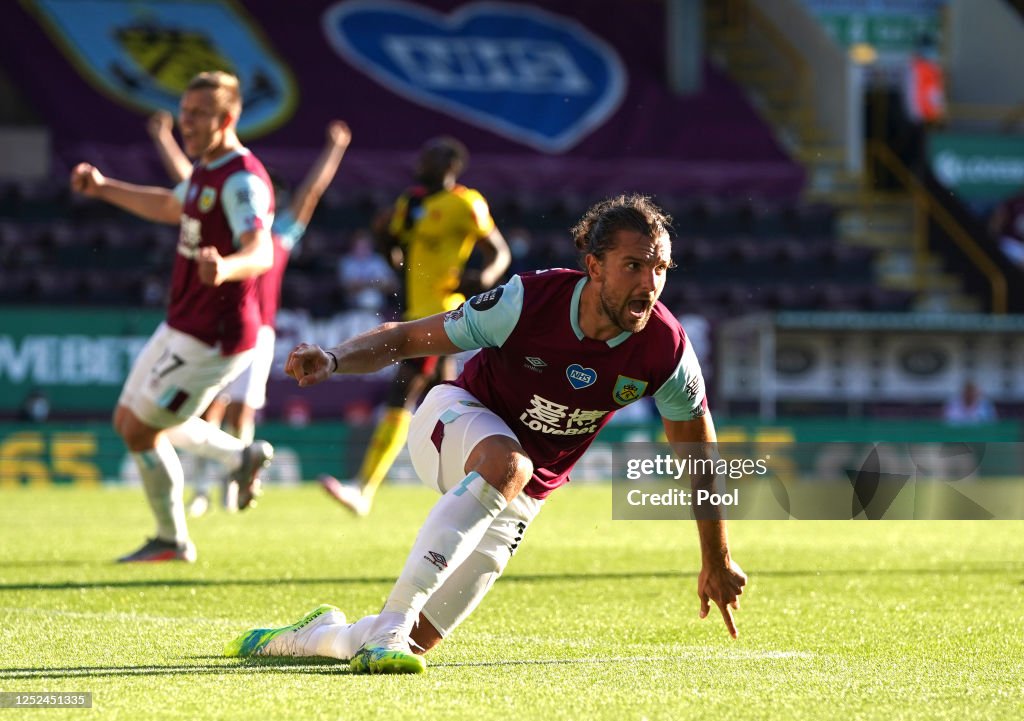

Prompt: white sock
[
  {"left": 306, "top": 615, "right": 378, "bottom": 660},
  {"left": 373, "top": 472, "right": 507, "bottom": 639},
  {"left": 165, "top": 417, "right": 244, "bottom": 470},
  {"left": 191, "top": 455, "right": 211, "bottom": 494},
  {"left": 132, "top": 437, "right": 188, "bottom": 544},
  {"left": 228, "top": 421, "right": 255, "bottom": 447}
]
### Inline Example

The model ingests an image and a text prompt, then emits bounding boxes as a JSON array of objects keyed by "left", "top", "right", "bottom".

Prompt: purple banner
[{"left": 0, "top": 0, "right": 803, "bottom": 198}]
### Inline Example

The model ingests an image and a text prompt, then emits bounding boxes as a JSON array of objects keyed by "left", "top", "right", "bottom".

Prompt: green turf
[{"left": 1, "top": 484, "right": 1022, "bottom": 720}]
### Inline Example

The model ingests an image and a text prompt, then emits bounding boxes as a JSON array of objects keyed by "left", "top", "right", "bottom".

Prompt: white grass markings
[{"left": 0, "top": 606, "right": 249, "bottom": 627}]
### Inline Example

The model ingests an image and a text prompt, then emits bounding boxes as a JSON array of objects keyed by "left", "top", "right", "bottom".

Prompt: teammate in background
[
  {"left": 226, "top": 195, "right": 746, "bottom": 673},
  {"left": 71, "top": 71, "right": 275, "bottom": 562},
  {"left": 320, "top": 136, "right": 511, "bottom": 517},
  {"left": 148, "top": 112, "right": 353, "bottom": 514}
]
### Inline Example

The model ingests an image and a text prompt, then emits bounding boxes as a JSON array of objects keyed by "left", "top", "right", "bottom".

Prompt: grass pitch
[{"left": 1, "top": 483, "right": 1022, "bottom": 721}]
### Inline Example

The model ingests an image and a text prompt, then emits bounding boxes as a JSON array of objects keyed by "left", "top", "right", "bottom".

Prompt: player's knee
[
  {"left": 467, "top": 436, "right": 533, "bottom": 500},
  {"left": 111, "top": 405, "right": 125, "bottom": 436},
  {"left": 116, "top": 409, "right": 160, "bottom": 451}
]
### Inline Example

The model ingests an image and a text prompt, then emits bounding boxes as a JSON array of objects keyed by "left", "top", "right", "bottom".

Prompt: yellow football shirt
[{"left": 389, "top": 184, "right": 496, "bottom": 320}]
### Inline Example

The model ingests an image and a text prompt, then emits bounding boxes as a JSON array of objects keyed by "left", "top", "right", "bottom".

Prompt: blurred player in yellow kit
[{"left": 320, "top": 136, "right": 510, "bottom": 516}]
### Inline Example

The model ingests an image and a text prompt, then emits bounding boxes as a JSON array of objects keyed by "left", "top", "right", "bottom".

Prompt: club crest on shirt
[
  {"left": 612, "top": 375, "right": 648, "bottom": 405},
  {"left": 198, "top": 186, "right": 217, "bottom": 213}
]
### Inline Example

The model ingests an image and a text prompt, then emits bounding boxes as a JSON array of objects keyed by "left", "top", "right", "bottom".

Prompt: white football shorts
[
  {"left": 223, "top": 324, "right": 276, "bottom": 409},
  {"left": 118, "top": 322, "right": 253, "bottom": 430},
  {"left": 408, "top": 383, "right": 544, "bottom": 638}
]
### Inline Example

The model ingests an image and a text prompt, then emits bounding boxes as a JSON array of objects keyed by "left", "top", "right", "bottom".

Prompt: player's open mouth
[{"left": 628, "top": 300, "right": 649, "bottom": 318}]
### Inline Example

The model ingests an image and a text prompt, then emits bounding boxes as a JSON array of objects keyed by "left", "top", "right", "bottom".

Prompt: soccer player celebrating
[
  {"left": 226, "top": 195, "right": 746, "bottom": 672},
  {"left": 71, "top": 71, "right": 276, "bottom": 562},
  {"left": 319, "top": 136, "right": 510, "bottom": 516},
  {"left": 147, "top": 113, "right": 353, "bottom": 514}
]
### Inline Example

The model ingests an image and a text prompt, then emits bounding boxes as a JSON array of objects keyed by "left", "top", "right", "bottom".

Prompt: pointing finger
[{"left": 718, "top": 601, "right": 738, "bottom": 639}]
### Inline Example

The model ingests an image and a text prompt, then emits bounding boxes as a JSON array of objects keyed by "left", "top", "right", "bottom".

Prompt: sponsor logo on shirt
[
  {"left": 198, "top": 186, "right": 217, "bottom": 213},
  {"left": 565, "top": 363, "right": 596, "bottom": 389},
  {"left": 612, "top": 375, "right": 648, "bottom": 405},
  {"left": 519, "top": 393, "right": 607, "bottom": 435},
  {"left": 523, "top": 356, "right": 547, "bottom": 373}
]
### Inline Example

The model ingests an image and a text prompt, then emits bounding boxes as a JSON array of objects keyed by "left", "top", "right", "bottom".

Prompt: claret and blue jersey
[
  {"left": 444, "top": 268, "right": 707, "bottom": 499},
  {"left": 168, "top": 148, "right": 275, "bottom": 354}
]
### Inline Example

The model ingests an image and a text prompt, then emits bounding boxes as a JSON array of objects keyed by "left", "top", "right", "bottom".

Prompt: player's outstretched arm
[
  {"left": 285, "top": 313, "right": 462, "bottom": 387},
  {"left": 70, "top": 163, "right": 181, "bottom": 224},
  {"left": 289, "top": 120, "right": 352, "bottom": 226},
  {"left": 147, "top": 111, "right": 193, "bottom": 184},
  {"left": 475, "top": 227, "right": 512, "bottom": 290},
  {"left": 663, "top": 413, "right": 747, "bottom": 638}
]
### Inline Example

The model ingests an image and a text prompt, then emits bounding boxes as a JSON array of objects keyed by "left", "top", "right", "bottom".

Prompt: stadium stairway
[{"left": 706, "top": 0, "right": 984, "bottom": 313}]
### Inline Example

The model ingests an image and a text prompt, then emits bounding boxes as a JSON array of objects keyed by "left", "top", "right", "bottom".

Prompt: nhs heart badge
[
  {"left": 566, "top": 364, "right": 597, "bottom": 390},
  {"left": 322, "top": 1, "right": 626, "bottom": 152}
]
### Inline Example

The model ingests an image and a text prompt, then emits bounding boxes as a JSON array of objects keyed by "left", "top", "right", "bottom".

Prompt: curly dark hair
[{"left": 570, "top": 194, "right": 673, "bottom": 271}]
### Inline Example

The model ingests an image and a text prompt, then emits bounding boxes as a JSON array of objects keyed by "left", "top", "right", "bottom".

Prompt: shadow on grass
[
  {"left": 0, "top": 566, "right": 1019, "bottom": 593},
  {"left": 0, "top": 657, "right": 348, "bottom": 680},
  {"left": 0, "top": 561, "right": 98, "bottom": 569},
  {"left": 0, "top": 654, "right": 691, "bottom": 679}
]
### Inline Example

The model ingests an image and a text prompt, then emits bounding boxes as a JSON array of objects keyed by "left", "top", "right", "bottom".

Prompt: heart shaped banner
[{"left": 322, "top": 0, "right": 626, "bottom": 152}]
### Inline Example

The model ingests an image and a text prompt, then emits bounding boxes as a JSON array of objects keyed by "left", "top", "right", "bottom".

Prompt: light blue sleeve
[
  {"left": 221, "top": 170, "right": 274, "bottom": 246},
  {"left": 172, "top": 179, "right": 189, "bottom": 205},
  {"left": 444, "top": 275, "right": 525, "bottom": 351},
  {"left": 654, "top": 341, "right": 707, "bottom": 421},
  {"left": 271, "top": 207, "right": 306, "bottom": 252}
]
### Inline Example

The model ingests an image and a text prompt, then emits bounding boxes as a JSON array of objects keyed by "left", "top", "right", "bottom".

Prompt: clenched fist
[
  {"left": 70, "top": 163, "right": 105, "bottom": 197},
  {"left": 197, "top": 246, "right": 226, "bottom": 286},
  {"left": 285, "top": 343, "right": 334, "bottom": 387}
]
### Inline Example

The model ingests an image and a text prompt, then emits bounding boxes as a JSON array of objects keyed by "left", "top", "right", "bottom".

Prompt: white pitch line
[
  {"left": 0, "top": 608, "right": 815, "bottom": 666},
  {"left": 0, "top": 606, "right": 251, "bottom": 627},
  {"left": 444, "top": 647, "right": 811, "bottom": 663}
]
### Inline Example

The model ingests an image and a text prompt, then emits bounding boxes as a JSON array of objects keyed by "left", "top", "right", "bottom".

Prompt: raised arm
[
  {"left": 475, "top": 227, "right": 512, "bottom": 290},
  {"left": 70, "top": 163, "right": 180, "bottom": 225},
  {"left": 285, "top": 313, "right": 461, "bottom": 387},
  {"left": 147, "top": 111, "right": 193, "bottom": 184},
  {"left": 289, "top": 120, "right": 352, "bottom": 226},
  {"left": 663, "top": 412, "right": 747, "bottom": 638}
]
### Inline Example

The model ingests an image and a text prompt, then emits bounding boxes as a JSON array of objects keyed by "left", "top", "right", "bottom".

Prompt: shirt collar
[{"left": 570, "top": 276, "right": 632, "bottom": 348}]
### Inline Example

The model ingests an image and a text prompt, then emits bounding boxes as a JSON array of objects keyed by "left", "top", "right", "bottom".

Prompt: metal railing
[
  {"left": 865, "top": 140, "right": 1008, "bottom": 314},
  {"left": 709, "top": 0, "right": 817, "bottom": 143}
]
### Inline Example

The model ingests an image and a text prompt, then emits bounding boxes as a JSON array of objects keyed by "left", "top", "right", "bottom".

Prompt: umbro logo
[
  {"left": 525, "top": 356, "right": 546, "bottom": 368},
  {"left": 424, "top": 551, "right": 448, "bottom": 571}
]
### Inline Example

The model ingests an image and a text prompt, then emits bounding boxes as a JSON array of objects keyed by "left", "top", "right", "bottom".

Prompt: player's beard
[{"left": 600, "top": 287, "right": 655, "bottom": 334}]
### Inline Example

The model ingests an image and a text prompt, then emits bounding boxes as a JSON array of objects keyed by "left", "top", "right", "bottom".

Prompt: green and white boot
[{"left": 224, "top": 604, "right": 345, "bottom": 657}]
